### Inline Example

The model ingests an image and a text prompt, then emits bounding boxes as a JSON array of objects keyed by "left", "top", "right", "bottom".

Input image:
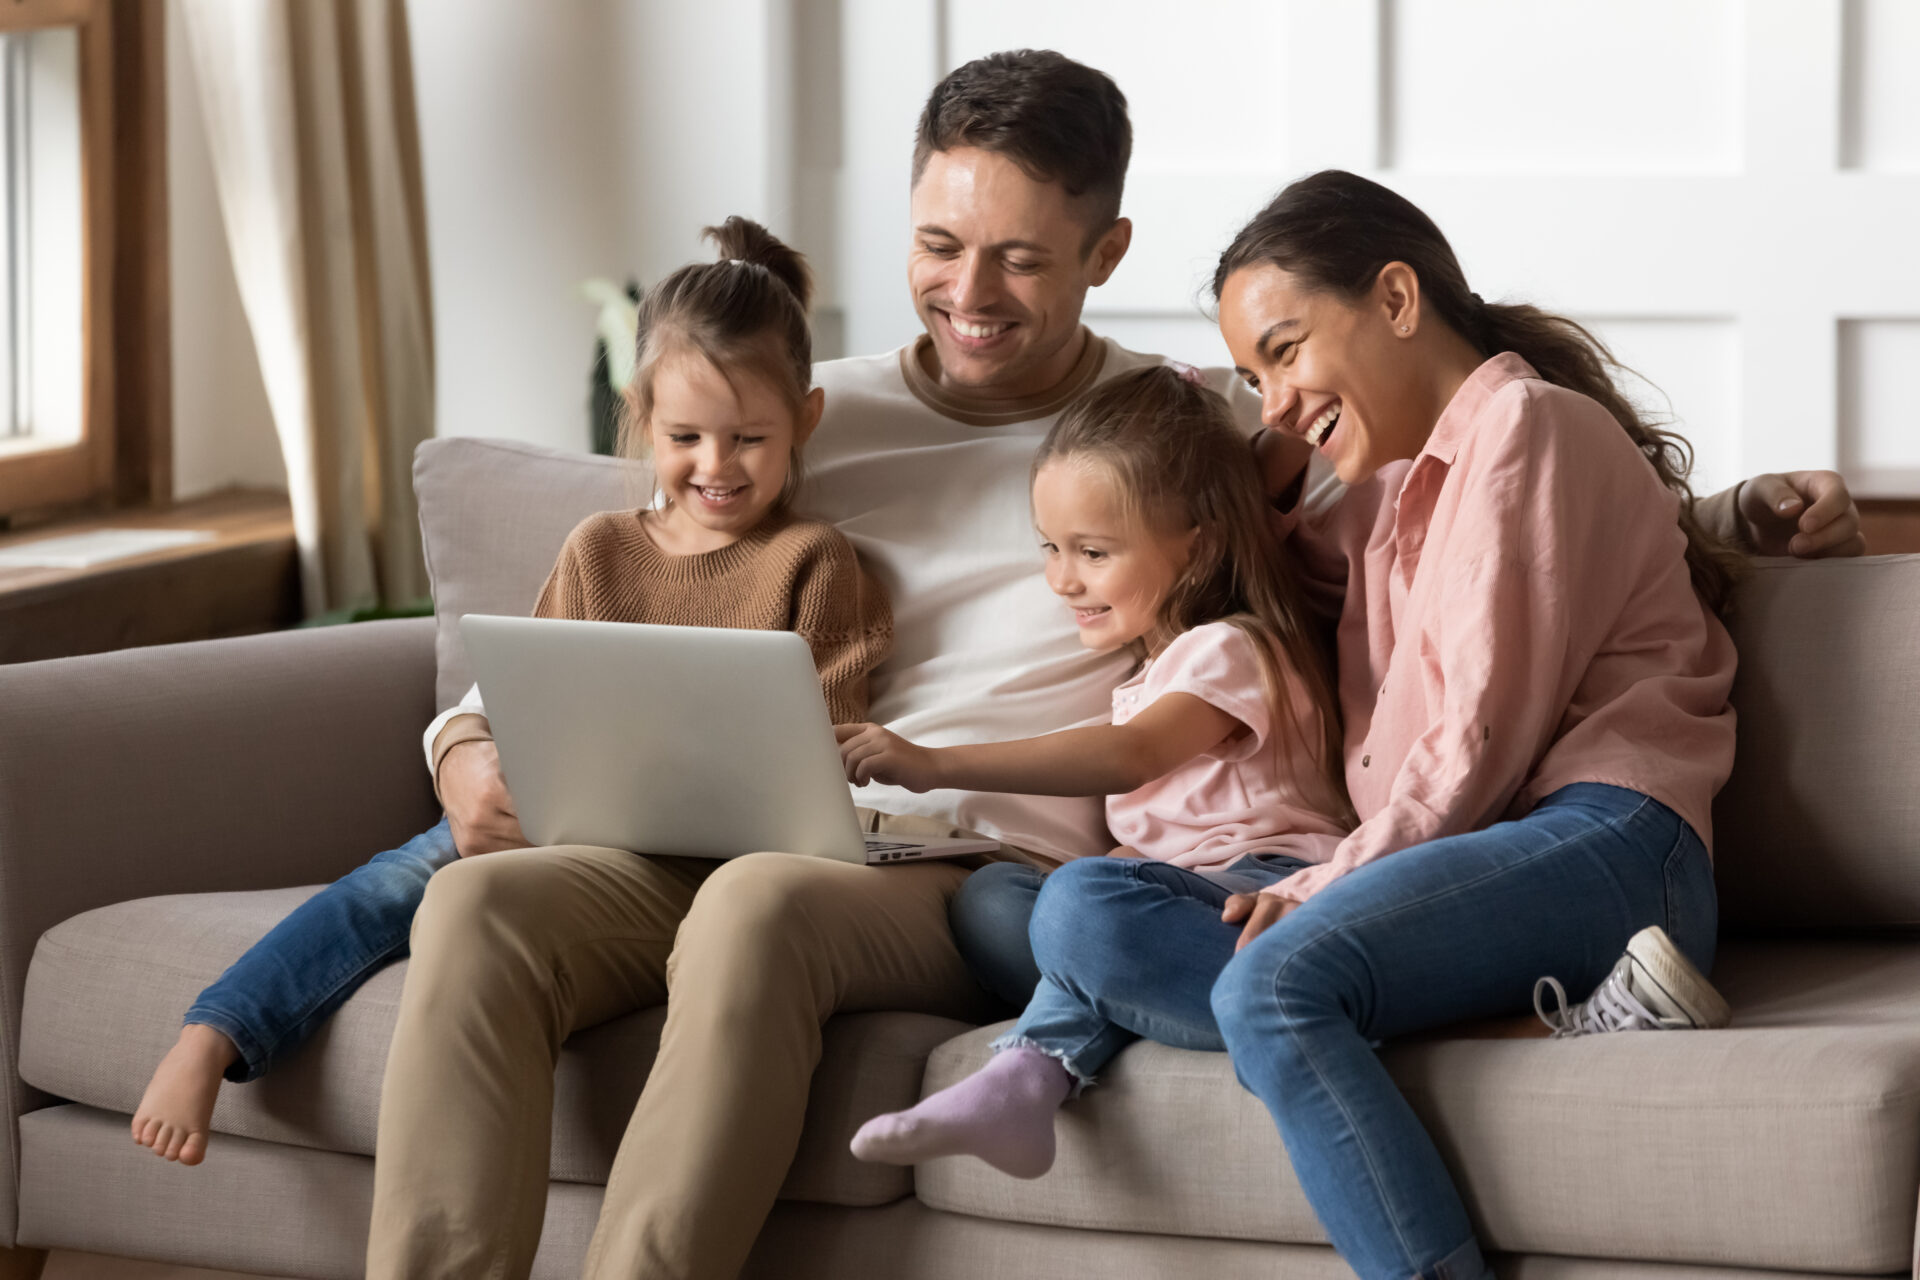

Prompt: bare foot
[{"left": 131, "top": 1024, "right": 238, "bottom": 1165}]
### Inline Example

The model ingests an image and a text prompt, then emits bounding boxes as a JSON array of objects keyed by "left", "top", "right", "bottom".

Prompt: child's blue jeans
[
  {"left": 184, "top": 817, "right": 460, "bottom": 1082},
  {"left": 958, "top": 783, "right": 1718, "bottom": 1280},
  {"left": 991, "top": 852, "right": 1311, "bottom": 1078}
]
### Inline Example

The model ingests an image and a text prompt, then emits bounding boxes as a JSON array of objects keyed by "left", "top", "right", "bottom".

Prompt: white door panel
[{"left": 795, "top": 0, "right": 1920, "bottom": 495}]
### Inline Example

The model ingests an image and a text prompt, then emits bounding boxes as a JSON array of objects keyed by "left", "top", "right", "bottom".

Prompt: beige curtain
[{"left": 180, "top": 0, "right": 433, "bottom": 615}]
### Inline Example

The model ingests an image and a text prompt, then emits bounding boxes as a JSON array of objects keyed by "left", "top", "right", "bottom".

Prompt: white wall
[
  {"left": 799, "top": 0, "right": 1920, "bottom": 498},
  {"left": 171, "top": 0, "right": 1901, "bottom": 494},
  {"left": 167, "top": 0, "right": 285, "bottom": 500},
  {"left": 406, "top": 0, "right": 788, "bottom": 451}
]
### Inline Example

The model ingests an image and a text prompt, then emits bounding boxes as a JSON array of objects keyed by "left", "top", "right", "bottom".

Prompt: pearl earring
[{"left": 1400, "top": 325, "right": 1409, "bottom": 333}]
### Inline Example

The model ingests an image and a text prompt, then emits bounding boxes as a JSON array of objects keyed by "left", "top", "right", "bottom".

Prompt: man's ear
[
  {"left": 794, "top": 386, "right": 827, "bottom": 447},
  {"left": 1086, "top": 216, "right": 1133, "bottom": 287}
]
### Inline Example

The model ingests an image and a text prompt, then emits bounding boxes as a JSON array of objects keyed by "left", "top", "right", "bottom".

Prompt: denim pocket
[{"left": 1661, "top": 825, "right": 1720, "bottom": 976}]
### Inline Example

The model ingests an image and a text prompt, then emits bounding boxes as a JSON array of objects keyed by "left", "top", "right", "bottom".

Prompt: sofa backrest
[
  {"left": 414, "top": 437, "right": 642, "bottom": 709},
  {"left": 1713, "top": 554, "right": 1920, "bottom": 932},
  {"left": 417, "top": 438, "right": 1920, "bottom": 930}
]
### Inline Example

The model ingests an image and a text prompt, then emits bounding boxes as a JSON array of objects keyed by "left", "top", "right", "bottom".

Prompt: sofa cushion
[
  {"left": 413, "top": 437, "right": 644, "bottom": 709},
  {"left": 915, "top": 938, "right": 1920, "bottom": 1274},
  {"left": 18, "top": 887, "right": 970, "bottom": 1207},
  {"left": 1713, "top": 553, "right": 1920, "bottom": 930}
]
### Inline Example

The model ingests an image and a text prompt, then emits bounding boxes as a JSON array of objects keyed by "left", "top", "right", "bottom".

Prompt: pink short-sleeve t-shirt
[{"left": 1105, "top": 622, "right": 1349, "bottom": 871}]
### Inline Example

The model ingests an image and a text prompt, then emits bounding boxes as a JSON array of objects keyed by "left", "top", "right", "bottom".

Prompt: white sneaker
[{"left": 1533, "top": 926, "right": 1731, "bottom": 1038}]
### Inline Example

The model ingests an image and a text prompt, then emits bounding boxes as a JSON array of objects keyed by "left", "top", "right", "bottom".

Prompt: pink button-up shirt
[{"left": 1269, "top": 354, "right": 1738, "bottom": 903}]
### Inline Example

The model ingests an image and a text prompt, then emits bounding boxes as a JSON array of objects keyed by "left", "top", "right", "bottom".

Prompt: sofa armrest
[{"left": 0, "top": 618, "right": 439, "bottom": 1244}]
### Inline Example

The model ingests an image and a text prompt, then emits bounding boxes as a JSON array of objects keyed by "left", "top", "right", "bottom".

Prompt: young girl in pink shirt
[{"left": 835, "top": 363, "right": 1355, "bottom": 1178}]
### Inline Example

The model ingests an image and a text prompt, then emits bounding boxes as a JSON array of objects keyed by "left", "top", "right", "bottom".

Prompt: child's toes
[
  {"left": 134, "top": 1116, "right": 164, "bottom": 1152},
  {"left": 160, "top": 1125, "right": 186, "bottom": 1161},
  {"left": 178, "top": 1131, "right": 208, "bottom": 1166}
]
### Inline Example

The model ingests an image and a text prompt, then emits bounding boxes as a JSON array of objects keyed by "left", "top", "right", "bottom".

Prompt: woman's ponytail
[{"left": 1474, "top": 301, "right": 1745, "bottom": 612}]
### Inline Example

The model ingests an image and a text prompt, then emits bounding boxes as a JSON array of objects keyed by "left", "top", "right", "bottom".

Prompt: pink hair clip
[{"left": 1166, "top": 361, "right": 1206, "bottom": 387}]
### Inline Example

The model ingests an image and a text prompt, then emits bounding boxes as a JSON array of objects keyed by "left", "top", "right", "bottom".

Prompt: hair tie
[{"left": 1166, "top": 361, "right": 1206, "bottom": 388}]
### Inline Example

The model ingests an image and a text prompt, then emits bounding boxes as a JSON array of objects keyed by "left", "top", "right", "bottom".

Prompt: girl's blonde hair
[
  {"left": 618, "top": 216, "right": 815, "bottom": 510},
  {"left": 1036, "top": 365, "right": 1354, "bottom": 823}
]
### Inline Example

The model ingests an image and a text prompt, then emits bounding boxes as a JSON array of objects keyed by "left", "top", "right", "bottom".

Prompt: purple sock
[{"left": 848, "top": 1045, "right": 1074, "bottom": 1179}]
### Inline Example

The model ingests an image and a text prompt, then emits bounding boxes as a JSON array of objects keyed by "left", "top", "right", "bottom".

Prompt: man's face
[{"left": 908, "top": 147, "right": 1130, "bottom": 399}]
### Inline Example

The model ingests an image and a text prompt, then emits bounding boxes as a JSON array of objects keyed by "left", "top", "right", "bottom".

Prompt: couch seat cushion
[
  {"left": 19, "top": 887, "right": 971, "bottom": 1206},
  {"left": 916, "top": 939, "right": 1920, "bottom": 1274}
]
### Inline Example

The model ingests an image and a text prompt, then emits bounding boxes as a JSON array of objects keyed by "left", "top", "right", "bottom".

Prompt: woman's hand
[
  {"left": 1222, "top": 891, "right": 1299, "bottom": 952},
  {"left": 1738, "top": 470, "right": 1866, "bottom": 558},
  {"left": 836, "top": 723, "right": 943, "bottom": 792},
  {"left": 438, "top": 739, "right": 529, "bottom": 857},
  {"left": 1253, "top": 427, "right": 1312, "bottom": 510}
]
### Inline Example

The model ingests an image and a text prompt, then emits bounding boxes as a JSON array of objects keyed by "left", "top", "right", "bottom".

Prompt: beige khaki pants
[{"left": 365, "top": 812, "right": 1018, "bottom": 1280}]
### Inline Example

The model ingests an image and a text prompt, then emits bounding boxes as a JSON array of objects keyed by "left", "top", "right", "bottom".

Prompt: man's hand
[
  {"left": 439, "top": 739, "right": 528, "bottom": 857},
  {"left": 1737, "top": 471, "right": 1866, "bottom": 558},
  {"left": 1222, "top": 891, "right": 1299, "bottom": 952},
  {"left": 835, "top": 723, "right": 942, "bottom": 792}
]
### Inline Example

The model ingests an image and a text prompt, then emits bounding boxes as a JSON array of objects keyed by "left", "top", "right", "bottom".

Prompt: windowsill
[{"left": 0, "top": 488, "right": 300, "bottom": 663}]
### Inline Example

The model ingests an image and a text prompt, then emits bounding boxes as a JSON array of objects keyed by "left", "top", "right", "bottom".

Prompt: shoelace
[{"left": 1532, "top": 970, "right": 1668, "bottom": 1038}]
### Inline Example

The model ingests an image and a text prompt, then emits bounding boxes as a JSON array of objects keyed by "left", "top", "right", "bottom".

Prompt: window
[
  {"left": 0, "top": 26, "right": 85, "bottom": 462},
  {"left": 0, "top": 0, "right": 168, "bottom": 522}
]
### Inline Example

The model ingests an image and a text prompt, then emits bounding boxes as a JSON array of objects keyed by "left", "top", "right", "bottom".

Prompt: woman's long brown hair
[
  {"left": 1037, "top": 365, "right": 1355, "bottom": 825},
  {"left": 1212, "top": 170, "right": 1743, "bottom": 613}
]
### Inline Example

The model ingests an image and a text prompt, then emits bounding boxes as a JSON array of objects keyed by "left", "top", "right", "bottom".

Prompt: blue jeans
[
  {"left": 995, "top": 854, "right": 1311, "bottom": 1080},
  {"left": 185, "top": 817, "right": 461, "bottom": 1082},
  {"left": 979, "top": 784, "right": 1718, "bottom": 1280},
  {"left": 949, "top": 859, "right": 1048, "bottom": 1009}
]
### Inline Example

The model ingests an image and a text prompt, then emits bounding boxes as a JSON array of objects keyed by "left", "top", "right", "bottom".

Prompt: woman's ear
[
  {"left": 1375, "top": 261, "right": 1421, "bottom": 338},
  {"left": 794, "top": 386, "right": 826, "bottom": 447}
]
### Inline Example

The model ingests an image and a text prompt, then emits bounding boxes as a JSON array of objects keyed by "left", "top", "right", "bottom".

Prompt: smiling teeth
[
  {"left": 699, "top": 486, "right": 743, "bottom": 500},
  {"left": 951, "top": 317, "right": 1011, "bottom": 339},
  {"left": 1305, "top": 405, "right": 1341, "bottom": 446}
]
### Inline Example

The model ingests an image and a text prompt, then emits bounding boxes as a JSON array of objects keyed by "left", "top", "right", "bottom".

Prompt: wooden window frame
[{"left": 0, "top": 0, "right": 168, "bottom": 522}]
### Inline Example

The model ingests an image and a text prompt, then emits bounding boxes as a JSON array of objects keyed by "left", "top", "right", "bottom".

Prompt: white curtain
[{"left": 179, "top": 0, "right": 433, "bottom": 614}]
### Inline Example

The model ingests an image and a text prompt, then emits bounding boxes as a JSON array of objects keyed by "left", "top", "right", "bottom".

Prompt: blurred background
[{"left": 1, "top": 0, "right": 1916, "bottom": 661}]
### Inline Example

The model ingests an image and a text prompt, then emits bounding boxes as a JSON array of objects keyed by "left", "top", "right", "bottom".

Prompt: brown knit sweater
[{"left": 432, "top": 509, "right": 893, "bottom": 776}]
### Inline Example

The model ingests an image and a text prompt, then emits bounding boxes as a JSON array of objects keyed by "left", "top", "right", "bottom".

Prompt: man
[{"left": 378, "top": 49, "right": 1863, "bottom": 1280}]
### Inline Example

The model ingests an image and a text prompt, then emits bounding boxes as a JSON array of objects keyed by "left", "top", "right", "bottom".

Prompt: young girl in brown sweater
[{"left": 131, "top": 218, "right": 890, "bottom": 1166}]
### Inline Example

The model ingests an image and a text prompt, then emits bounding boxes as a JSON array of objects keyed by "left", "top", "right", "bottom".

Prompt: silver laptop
[{"left": 459, "top": 615, "right": 999, "bottom": 864}]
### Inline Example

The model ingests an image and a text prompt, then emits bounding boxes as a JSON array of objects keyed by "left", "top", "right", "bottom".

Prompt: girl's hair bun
[{"left": 704, "top": 216, "right": 814, "bottom": 313}]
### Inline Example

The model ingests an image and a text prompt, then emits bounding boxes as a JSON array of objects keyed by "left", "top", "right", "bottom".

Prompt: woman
[{"left": 951, "top": 170, "right": 1864, "bottom": 1280}]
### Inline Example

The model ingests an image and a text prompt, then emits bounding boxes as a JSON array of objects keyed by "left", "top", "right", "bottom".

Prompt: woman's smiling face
[{"left": 1218, "top": 262, "right": 1430, "bottom": 485}]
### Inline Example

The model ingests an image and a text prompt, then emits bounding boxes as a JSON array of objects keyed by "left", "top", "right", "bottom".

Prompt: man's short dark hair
[{"left": 913, "top": 50, "right": 1132, "bottom": 236}]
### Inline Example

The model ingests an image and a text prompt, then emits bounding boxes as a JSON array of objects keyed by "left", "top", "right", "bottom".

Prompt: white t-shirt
[{"left": 800, "top": 331, "right": 1313, "bottom": 864}]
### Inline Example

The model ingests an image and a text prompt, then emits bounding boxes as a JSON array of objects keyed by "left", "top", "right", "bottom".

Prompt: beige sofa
[{"left": 1, "top": 438, "right": 1916, "bottom": 1279}]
